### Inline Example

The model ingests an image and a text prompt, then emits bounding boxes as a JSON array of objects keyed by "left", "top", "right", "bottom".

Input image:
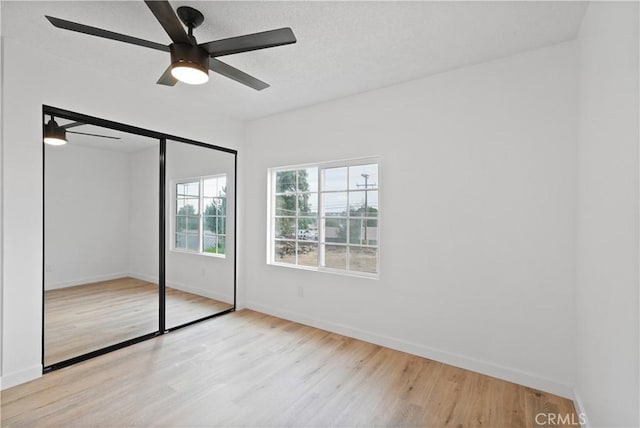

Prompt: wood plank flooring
[
  {"left": 5, "top": 309, "right": 576, "bottom": 427},
  {"left": 44, "top": 277, "right": 233, "bottom": 365}
]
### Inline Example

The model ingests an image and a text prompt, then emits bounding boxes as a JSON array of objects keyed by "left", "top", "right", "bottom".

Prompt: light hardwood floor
[
  {"left": 45, "top": 277, "right": 233, "bottom": 365},
  {"left": 5, "top": 309, "right": 576, "bottom": 427}
]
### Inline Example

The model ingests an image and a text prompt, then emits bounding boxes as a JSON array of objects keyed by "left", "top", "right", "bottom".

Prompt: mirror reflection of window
[{"left": 174, "top": 175, "right": 227, "bottom": 255}]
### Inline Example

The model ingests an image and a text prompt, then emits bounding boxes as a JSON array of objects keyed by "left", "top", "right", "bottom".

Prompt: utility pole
[{"left": 357, "top": 173, "right": 376, "bottom": 244}]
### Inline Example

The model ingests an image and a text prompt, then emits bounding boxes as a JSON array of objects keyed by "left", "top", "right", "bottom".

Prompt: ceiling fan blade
[
  {"left": 156, "top": 65, "right": 178, "bottom": 86},
  {"left": 60, "top": 121, "right": 84, "bottom": 130},
  {"left": 45, "top": 16, "right": 169, "bottom": 52},
  {"left": 66, "top": 131, "right": 121, "bottom": 140},
  {"left": 209, "top": 58, "right": 269, "bottom": 91},
  {"left": 201, "top": 28, "right": 296, "bottom": 57},
  {"left": 144, "top": 1, "right": 192, "bottom": 46}
]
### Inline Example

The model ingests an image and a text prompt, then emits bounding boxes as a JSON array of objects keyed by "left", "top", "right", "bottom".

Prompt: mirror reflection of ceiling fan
[
  {"left": 43, "top": 115, "right": 121, "bottom": 146},
  {"left": 45, "top": 0, "right": 297, "bottom": 90}
]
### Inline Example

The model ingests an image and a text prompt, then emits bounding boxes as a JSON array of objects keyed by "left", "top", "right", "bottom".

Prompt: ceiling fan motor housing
[
  {"left": 170, "top": 43, "right": 209, "bottom": 75},
  {"left": 44, "top": 119, "right": 66, "bottom": 141}
]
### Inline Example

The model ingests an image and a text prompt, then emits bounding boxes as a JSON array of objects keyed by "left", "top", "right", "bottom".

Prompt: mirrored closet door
[
  {"left": 43, "top": 107, "right": 237, "bottom": 371},
  {"left": 43, "top": 115, "right": 160, "bottom": 367},
  {"left": 164, "top": 140, "right": 235, "bottom": 329}
]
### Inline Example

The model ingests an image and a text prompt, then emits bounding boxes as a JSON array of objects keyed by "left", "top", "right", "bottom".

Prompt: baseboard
[
  {"left": 572, "top": 390, "right": 590, "bottom": 428},
  {"left": 127, "top": 272, "right": 158, "bottom": 284},
  {"left": 0, "top": 365, "right": 42, "bottom": 390},
  {"left": 246, "top": 300, "right": 574, "bottom": 399},
  {"left": 45, "top": 272, "right": 128, "bottom": 290}
]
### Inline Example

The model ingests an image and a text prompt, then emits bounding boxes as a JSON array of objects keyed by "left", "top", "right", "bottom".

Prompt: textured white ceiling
[{"left": 3, "top": 1, "right": 587, "bottom": 121}]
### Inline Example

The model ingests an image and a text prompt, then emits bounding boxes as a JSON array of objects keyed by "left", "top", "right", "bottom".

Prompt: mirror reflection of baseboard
[{"left": 43, "top": 106, "right": 237, "bottom": 371}]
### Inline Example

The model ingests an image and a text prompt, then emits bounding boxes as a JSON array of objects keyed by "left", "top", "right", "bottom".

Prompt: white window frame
[
  {"left": 267, "top": 157, "right": 380, "bottom": 278},
  {"left": 171, "top": 174, "right": 227, "bottom": 258}
]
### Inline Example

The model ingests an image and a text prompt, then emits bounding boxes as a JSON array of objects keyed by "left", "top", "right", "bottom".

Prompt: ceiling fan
[
  {"left": 45, "top": 1, "right": 296, "bottom": 90},
  {"left": 43, "top": 115, "right": 121, "bottom": 146}
]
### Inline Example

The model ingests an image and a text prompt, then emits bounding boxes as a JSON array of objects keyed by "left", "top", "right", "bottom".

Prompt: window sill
[
  {"left": 170, "top": 248, "right": 226, "bottom": 259},
  {"left": 268, "top": 261, "right": 378, "bottom": 280}
]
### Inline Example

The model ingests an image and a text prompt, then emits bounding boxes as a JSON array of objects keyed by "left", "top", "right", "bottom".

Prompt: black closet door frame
[{"left": 42, "top": 105, "right": 237, "bottom": 373}]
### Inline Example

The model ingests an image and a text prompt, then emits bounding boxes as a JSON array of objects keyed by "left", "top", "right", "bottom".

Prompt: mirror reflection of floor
[{"left": 44, "top": 277, "right": 233, "bottom": 366}]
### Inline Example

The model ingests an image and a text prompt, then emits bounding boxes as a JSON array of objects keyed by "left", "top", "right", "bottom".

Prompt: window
[
  {"left": 174, "top": 175, "right": 227, "bottom": 256},
  {"left": 269, "top": 159, "right": 379, "bottom": 276}
]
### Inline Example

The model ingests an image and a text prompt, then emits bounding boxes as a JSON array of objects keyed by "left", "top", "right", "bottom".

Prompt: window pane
[
  {"left": 275, "top": 218, "right": 296, "bottom": 239},
  {"left": 176, "top": 199, "right": 185, "bottom": 215},
  {"left": 176, "top": 183, "right": 187, "bottom": 196},
  {"left": 324, "top": 245, "right": 346, "bottom": 270},
  {"left": 203, "top": 178, "right": 216, "bottom": 198},
  {"left": 179, "top": 198, "right": 199, "bottom": 215},
  {"left": 298, "top": 243, "right": 318, "bottom": 267},
  {"left": 217, "top": 176, "right": 227, "bottom": 197},
  {"left": 322, "top": 192, "right": 347, "bottom": 216},
  {"left": 203, "top": 234, "right": 224, "bottom": 254},
  {"left": 204, "top": 197, "right": 225, "bottom": 216},
  {"left": 186, "top": 234, "right": 199, "bottom": 251},
  {"left": 204, "top": 216, "right": 216, "bottom": 234},
  {"left": 215, "top": 198, "right": 226, "bottom": 215},
  {"left": 187, "top": 216, "right": 199, "bottom": 232},
  {"left": 323, "top": 167, "right": 348, "bottom": 191},
  {"left": 349, "top": 219, "right": 378, "bottom": 245},
  {"left": 323, "top": 218, "right": 346, "bottom": 243},
  {"left": 349, "top": 164, "right": 378, "bottom": 190},
  {"left": 297, "top": 193, "right": 318, "bottom": 216},
  {"left": 175, "top": 233, "right": 186, "bottom": 248},
  {"left": 349, "top": 247, "right": 378, "bottom": 273},
  {"left": 275, "top": 241, "right": 296, "bottom": 264},
  {"left": 185, "top": 182, "right": 199, "bottom": 197},
  {"left": 349, "top": 191, "right": 379, "bottom": 217},
  {"left": 217, "top": 216, "right": 226, "bottom": 235},
  {"left": 203, "top": 234, "right": 219, "bottom": 253},
  {"left": 176, "top": 215, "right": 187, "bottom": 233},
  {"left": 276, "top": 195, "right": 296, "bottom": 216},
  {"left": 349, "top": 219, "right": 363, "bottom": 245},
  {"left": 203, "top": 198, "right": 214, "bottom": 215},
  {"left": 276, "top": 170, "right": 297, "bottom": 193},
  {"left": 298, "top": 168, "right": 318, "bottom": 192},
  {"left": 298, "top": 218, "right": 318, "bottom": 241}
]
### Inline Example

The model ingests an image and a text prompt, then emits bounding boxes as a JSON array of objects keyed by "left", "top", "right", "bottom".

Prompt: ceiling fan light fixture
[
  {"left": 43, "top": 118, "right": 67, "bottom": 145},
  {"left": 170, "top": 43, "right": 209, "bottom": 85},
  {"left": 171, "top": 62, "right": 209, "bottom": 85}
]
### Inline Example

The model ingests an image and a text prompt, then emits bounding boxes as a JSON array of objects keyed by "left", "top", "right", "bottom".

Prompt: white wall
[
  {"left": 244, "top": 42, "right": 578, "bottom": 397},
  {"left": 575, "top": 2, "right": 639, "bottom": 427},
  {"left": 0, "top": 37, "right": 244, "bottom": 389},
  {"left": 127, "top": 146, "right": 159, "bottom": 283},
  {"left": 44, "top": 144, "right": 131, "bottom": 289}
]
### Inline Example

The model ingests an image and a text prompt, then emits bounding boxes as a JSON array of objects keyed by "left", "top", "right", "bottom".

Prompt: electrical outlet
[
  {"left": 297, "top": 285, "right": 304, "bottom": 298},
  {"left": 45, "top": 264, "right": 53, "bottom": 272}
]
